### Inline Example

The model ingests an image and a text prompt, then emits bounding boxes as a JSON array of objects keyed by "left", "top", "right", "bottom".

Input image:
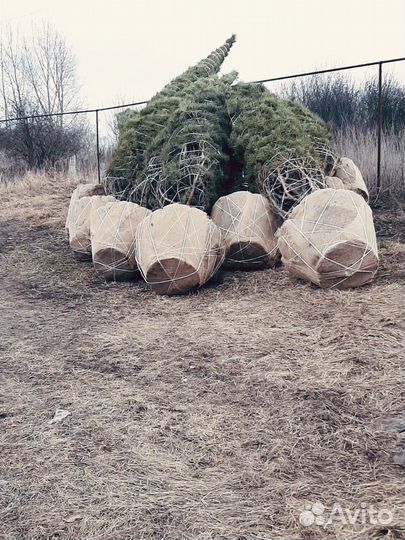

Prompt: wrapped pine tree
[
  {"left": 141, "top": 75, "right": 236, "bottom": 210},
  {"left": 106, "top": 36, "right": 236, "bottom": 206},
  {"left": 106, "top": 96, "right": 182, "bottom": 203},
  {"left": 227, "top": 82, "right": 333, "bottom": 217}
]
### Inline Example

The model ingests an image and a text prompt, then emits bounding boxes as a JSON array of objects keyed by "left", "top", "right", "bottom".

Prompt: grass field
[{"left": 0, "top": 174, "right": 404, "bottom": 540}]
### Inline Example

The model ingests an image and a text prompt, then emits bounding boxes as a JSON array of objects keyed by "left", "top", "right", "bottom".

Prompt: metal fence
[{"left": 1, "top": 56, "right": 404, "bottom": 190}]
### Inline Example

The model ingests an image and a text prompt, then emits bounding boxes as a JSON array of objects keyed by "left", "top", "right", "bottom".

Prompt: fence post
[
  {"left": 95, "top": 109, "right": 101, "bottom": 183},
  {"left": 377, "top": 61, "right": 383, "bottom": 192}
]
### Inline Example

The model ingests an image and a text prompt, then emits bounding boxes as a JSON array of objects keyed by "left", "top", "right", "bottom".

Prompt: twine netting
[
  {"left": 65, "top": 183, "right": 105, "bottom": 232},
  {"left": 277, "top": 188, "right": 378, "bottom": 289},
  {"left": 90, "top": 201, "right": 151, "bottom": 280},
  {"left": 262, "top": 152, "right": 326, "bottom": 219},
  {"left": 334, "top": 157, "right": 370, "bottom": 201},
  {"left": 142, "top": 141, "right": 219, "bottom": 210},
  {"left": 106, "top": 36, "right": 236, "bottom": 207},
  {"left": 135, "top": 204, "right": 225, "bottom": 294},
  {"left": 68, "top": 195, "right": 115, "bottom": 259},
  {"left": 109, "top": 106, "right": 226, "bottom": 212},
  {"left": 212, "top": 192, "right": 280, "bottom": 268}
]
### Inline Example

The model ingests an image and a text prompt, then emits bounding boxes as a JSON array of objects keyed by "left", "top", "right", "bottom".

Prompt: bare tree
[
  {"left": 0, "top": 23, "right": 78, "bottom": 118},
  {"left": 0, "top": 23, "right": 86, "bottom": 171}
]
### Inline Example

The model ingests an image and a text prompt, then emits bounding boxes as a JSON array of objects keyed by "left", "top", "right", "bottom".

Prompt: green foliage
[
  {"left": 106, "top": 36, "right": 332, "bottom": 212},
  {"left": 152, "top": 35, "right": 236, "bottom": 100},
  {"left": 149, "top": 77, "right": 233, "bottom": 209},
  {"left": 227, "top": 82, "right": 332, "bottom": 193},
  {"left": 106, "top": 36, "right": 236, "bottom": 203}
]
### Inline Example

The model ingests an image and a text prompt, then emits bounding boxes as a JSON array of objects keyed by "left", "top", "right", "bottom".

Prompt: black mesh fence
[{"left": 1, "top": 57, "right": 404, "bottom": 195}]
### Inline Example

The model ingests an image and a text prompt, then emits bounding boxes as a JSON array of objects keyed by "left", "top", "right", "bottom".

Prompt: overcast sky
[{"left": 1, "top": 0, "right": 404, "bottom": 111}]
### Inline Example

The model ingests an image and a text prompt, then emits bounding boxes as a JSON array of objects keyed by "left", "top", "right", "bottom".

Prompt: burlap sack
[
  {"left": 65, "top": 183, "right": 106, "bottom": 233},
  {"left": 277, "top": 188, "right": 378, "bottom": 288},
  {"left": 135, "top": 203, "right": 225, "bottom": 295},
  {"left": 211, "top": 191, "right": 281, "bottom": 269},
  {"left": 68, "top": 195, "right": 115, "bottom": 260},
  {"left": 90, "top": 200, "right": 151, "bottom": 280}
]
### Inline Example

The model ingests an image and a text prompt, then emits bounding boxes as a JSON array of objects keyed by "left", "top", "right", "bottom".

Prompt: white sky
[{"left": 1, "top": 0, "right": 404, "bottom": 111}]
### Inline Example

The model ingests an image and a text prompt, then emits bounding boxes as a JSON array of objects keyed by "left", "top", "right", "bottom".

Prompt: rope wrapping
[
  {"left": 277, "top": 188, "right": 378, "bottom": 289},
  {"left": 68, "top": 194, "right": 116, "bottom": 260},
  {"left": 65, "top": 183, "right": 106, "bottom": 233},
  {"left": 211, "top": 191, "right": 281, "bottom": 269},
  {"left": 135, "top": 203, "right": 225, "bottom": 295},
  {"left": 90, "top": 201, "right": 151, "bottom": 280}
]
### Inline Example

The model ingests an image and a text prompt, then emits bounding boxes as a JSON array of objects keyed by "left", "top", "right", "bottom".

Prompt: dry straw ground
[{"left": 0, "top": 174, "right": 404, "bottom": 540}]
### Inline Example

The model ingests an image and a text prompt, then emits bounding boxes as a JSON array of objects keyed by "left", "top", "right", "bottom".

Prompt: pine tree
[
  {"left": 144, "top": 76, "right": 235, "bottom": 210},
  {"left": 227, "top": 82, "right": 332, "bottom": 214},
  {"left": 106, "top": 36, "right": 333, "bottom": 216},
  {"left": 151, "top": 35, "right": 236, "bottom": 99},
  {"left": 106, "top": 36, "right": 236, "bottom": 204}
]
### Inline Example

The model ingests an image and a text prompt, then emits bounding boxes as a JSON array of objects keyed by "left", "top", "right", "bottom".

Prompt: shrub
[
  {"left": 284, "top": 73, "right": 405, "bottom": 133},
  {"left": 0, "top": 115, "right": 87, "bottom": 170}
]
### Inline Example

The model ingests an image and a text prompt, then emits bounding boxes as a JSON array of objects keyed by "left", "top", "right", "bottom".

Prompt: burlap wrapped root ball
[
  {"left": 68, "top": 195, "right": 116, "bottom": 260},
  {"left": 211, "top": 191, "right": 281, "bottom": 269},
  {"left": 65, "top": 183, "right": 106, "bottom": 233},
  {"left": 324, "top": 157, "right": 369, "bottom": 202},
  {"left": 90, "top": 201, "right": 151, "bottom": 280},
  {"left": 277, "top": 188, "right": 378, "bottom": 289},
  {"left": 135, "top": 203, "right": 225, "bottom": 295}
]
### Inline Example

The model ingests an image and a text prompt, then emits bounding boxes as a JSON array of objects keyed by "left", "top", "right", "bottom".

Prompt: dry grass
[
  {"left": 334, "top": 128, "right": 405, "bottom": 196},
  {"left": 0, "top": 173, "right": 404, "bottom": 540}
]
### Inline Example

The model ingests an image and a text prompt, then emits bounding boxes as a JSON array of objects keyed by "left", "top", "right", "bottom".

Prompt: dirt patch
[{"left": 0, "top": 176, "right": 404, "bottom": 540}]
